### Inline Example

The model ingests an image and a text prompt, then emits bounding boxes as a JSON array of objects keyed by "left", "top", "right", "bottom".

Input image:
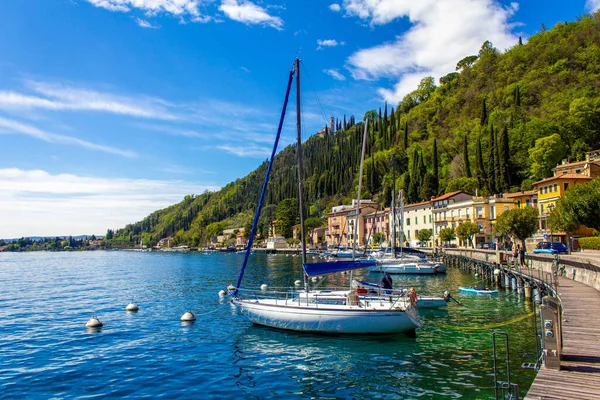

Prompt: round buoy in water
[
  {"left": 294, "top": 280, "right": 302, "bottom": 286},
  {"left": 474, "top": 272, "right": 479, "bottom": 277},
  {"left": 181, "top": 311, "right": 196, "bottom": 322},
  {"left": 126, "top": 303, "right": 139, "bottom": 312},
  {"left": 86, "top": 317, "right": 103, "bottom": 328},
  {"left": 494, "top": 269, "right": 501, "bottom": 276},
  {"left": 260, "top": 284, "right": 268, "bottom": 291},
  {"left": 219, "top": 290, "right": 227, "bottom": 297}
]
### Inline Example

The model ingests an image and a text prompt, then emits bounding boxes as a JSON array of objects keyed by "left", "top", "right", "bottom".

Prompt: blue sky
[{"left": 0, "top": 0, "right": 597, "bottom": 238}]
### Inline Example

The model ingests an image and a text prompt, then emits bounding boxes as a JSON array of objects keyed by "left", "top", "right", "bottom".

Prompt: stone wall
[{"left": 423, "top": 247, "right": 600, "bottom": 292}]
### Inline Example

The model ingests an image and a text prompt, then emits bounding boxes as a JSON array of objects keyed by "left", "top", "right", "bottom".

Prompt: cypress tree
[
  {"left": 421, "top": 173, "right": 435, "bottom": 201},
  {"left": 343, "top": 114, "right": 347, "bottom": 131},
  {"left": 494, "top": 128, "right": 501, "bottom": 192},
  {"left": 403, "top": 172, "right": 411, "bottom": 201},
  {"left": 463, "top": 136, "right": 471, "bottom": 178},
  {"left": 487, "top": 126, "right": 497, "bottom": 194},
  {"left": 498, "top": 126, "right": 510, "bottom": 190},
  {"left": 432, "top": 138, "right": 439, "bottom": 194},
  {"left": 408, "top": 148, "right": 420, "bottom": 202},
  {"left": 404, "top": 121, "right": 409, "bottom": 150},
  {"left": 383, "top": 102, "right": 388, "bottom": 147},
  {"left": 480, "top": 98, "right": 488, "bottom": 126}
]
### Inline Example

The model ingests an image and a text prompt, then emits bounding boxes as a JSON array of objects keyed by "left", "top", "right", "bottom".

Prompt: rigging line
[{"left": 300, "top": 60, "right": 331, "bottom": 127}]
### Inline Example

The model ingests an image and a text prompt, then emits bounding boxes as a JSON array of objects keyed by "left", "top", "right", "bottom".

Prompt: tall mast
[
  {"left": 399, "top": 189, "right": 404, "bottom": 257},
  {"left": 295, "top": 58, "right": 308, "bottom": 291},
  {"left": 349, "top": 118, "right": 369, "bottom": 287},
  {"left": 392, "top": 155, "right": 397, "bottom": 258},
  {"left": 232, "top": 64, "right": 295, "bottom": 298}
]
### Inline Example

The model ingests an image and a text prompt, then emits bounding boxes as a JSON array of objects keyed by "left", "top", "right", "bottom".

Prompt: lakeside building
[
  {"left": 402, "top": 200, "right": 432, "bottom": 246},
  {"left": 364, "top": 207, "right": 390, "bottom": 246},
  {"left": 431, "top": 191, "right": 474, "bottom": 246},
  {"left": 326, "top": 199, "right": 377, "bottom": 248}
]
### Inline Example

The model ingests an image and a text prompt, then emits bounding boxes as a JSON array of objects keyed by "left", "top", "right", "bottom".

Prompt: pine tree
[
  {"left": 498, "top": 126, "right": 510, "bottom": 190},
  {"left": 487, "top": 126, "right": 497, "bottom": 194},
  {"left": 343, "top": 115, "right": 347, "bottom": 131},
  {"left": 432, "top": 138, "right": 439, "bottom": 194},
  {"left": 463, "top": 135, "right": 472, "bottom": 178}
]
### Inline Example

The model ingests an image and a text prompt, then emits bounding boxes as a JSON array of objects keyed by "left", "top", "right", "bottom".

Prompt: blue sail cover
[{"left": 303, "top": 259, "right": 376, "bottom": 277}]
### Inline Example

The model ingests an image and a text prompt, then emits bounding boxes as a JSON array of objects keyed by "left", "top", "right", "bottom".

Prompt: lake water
[{"left": 0, "top": 251, "right": 537, "bottom": 399}]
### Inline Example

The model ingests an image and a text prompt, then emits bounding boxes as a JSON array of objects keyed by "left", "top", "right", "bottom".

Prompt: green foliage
[
  {"left": 275, "top": 198, "right": 299, "bottom": 238},
  {"left": 373, "top": 232, "right": 385, "bottom": 245},
  {"left": 578, "top": 237, "right": 600, "bottom": 250},
  {"left": 417, "top": 229, "right": 432, "bottom": 243},
  {"left": 445, "top": 177, "right": 479, "bottom": 195},
  {"left": 455, "top": 222, "right": 480, "bottom": 247},
  {"left": 439, "top": 227, "right": 456, "bottom": 244},
  {"left": 550, "top": 179, "right": 600, "bottom": 232},
  {"left": 495, "top": 207, "right": 539, "bottom": 243},
  {"left": 529, "top": 134, "right": 568, "bottom": 179},
  {"left": 104, "top": 14, "right": 600, "bottom": 247}
]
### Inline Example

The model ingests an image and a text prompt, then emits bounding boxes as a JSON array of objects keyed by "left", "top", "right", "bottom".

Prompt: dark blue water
[{"left": 0, "top": 252, "right": 537, "bottom": 399}]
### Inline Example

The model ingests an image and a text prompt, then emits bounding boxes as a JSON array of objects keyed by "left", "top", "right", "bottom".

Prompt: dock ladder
[{"left": 492, "top": 331, "right": 520, "bottom": 400}]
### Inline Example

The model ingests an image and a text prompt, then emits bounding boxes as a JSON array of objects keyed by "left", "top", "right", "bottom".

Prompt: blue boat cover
[{"left": 303, "top": 259, "right": 376, "bottom": 276}]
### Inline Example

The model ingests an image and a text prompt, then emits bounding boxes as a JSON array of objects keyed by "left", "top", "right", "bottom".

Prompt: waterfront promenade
[
  {"left": 524, "top": 274, "right": 600, "bottom": 400},
  {"left": 435, "top": 248, "right": 600, "bottom": 399}
]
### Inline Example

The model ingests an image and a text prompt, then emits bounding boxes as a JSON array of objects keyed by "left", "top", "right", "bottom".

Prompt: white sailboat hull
[{"left": 233, "top": 298, "right": 421, "bottom": 334}]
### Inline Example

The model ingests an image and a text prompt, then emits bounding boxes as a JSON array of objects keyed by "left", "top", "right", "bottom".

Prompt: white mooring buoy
[
  {"left": 494, "top": 269, "right": 501, "bottom": 276},
  {"left": 260, "top": 284, "right": 268, "bottom": 291},
  {"left": 219, "top": 289, "right": 227, "bottom": 297},
  {"left": 86, "top": 317, "right": 103, "bottom": 328},
  {"left": 474, "top": 272, "right": 479, "bottom": 278},
  {"left": 294, "top": 280, "right": 302, "bottom": 286},
  {"left": 126, "top": 302, "right": 139, "bottom": 312},
  {"left": 180, "top": 311, "right": 196, "bottom": 322}
]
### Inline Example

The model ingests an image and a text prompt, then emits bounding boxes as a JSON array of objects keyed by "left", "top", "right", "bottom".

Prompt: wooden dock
[{"left": 524, "top": 275, "right": 600, "bottom": 399}]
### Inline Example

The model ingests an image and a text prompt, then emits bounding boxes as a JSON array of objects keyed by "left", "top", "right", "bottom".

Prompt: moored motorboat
[{"left": 458, "top": 286, "right": 499, "bottom": 295}]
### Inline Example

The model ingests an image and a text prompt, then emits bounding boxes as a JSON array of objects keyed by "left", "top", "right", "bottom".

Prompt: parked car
[{"left": 532, "top": 241, "right": 569, "bottom": 254}]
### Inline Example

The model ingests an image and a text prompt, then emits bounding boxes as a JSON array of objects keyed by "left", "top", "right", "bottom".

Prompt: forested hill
[{"left": 107, "top": 12, "right": 600, "bottom": 248}]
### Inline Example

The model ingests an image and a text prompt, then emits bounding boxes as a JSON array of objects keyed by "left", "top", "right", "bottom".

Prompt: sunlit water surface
[{"left": 0, "top": 251, "right": 537, "bottom": 399}]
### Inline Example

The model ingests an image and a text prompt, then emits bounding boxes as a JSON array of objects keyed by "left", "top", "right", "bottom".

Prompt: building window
[
  {"left": 429, "top": 215, "right": 432, "bottom": 223},
  {"left": 476, "top": 206, "right": 483, "bottom": 218},
  {"left": 553, "top": 184, "right": 558, "bottom": 192},
  {"left": 564, "top": 182, "right": 569, "bottom": 191},
  {"left": 415, "top": 216, "right": 418, "bottom": 224},
  {"left": 406, "top": 218, "right": 411, "bottom": 226},
  {"left": 541, "top": 204, "right": 544, "bottom": 213}
]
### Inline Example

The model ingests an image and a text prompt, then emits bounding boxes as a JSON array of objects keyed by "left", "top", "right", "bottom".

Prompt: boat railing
[{"left": 235, "top": 285, "right": 413, "bottom": 308}]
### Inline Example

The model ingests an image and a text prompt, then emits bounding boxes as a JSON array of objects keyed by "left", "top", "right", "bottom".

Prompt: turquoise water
[{"left": 0, "top": 252, "right": 537, "bottom": 399}]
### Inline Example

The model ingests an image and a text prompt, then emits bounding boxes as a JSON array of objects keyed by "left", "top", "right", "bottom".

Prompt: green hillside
[{"left": 107, "top": 12, "right": 600, "bottom": 248}]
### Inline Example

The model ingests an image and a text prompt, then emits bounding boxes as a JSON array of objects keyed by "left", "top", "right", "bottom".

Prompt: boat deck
[{"left": 525, "top": 275, "right": 600, "bottom": 400}]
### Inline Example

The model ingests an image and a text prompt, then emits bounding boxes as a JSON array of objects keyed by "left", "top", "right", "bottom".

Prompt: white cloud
[
  {"left": 343, "top": 0, "right": 519, "bottom": 102},
  {"left": 86, "top": 0, "right": 204, "bottom": 18},
  {"left": 317, "top": 39, "right": 345, "bottom": 50},
  {"left": 323, "top": 69, "right": 346, "bottom": 81},
  {"left": 329, "top": 3, "right": 341, "bottom": 12},
  {"left": 0, "top": 80, "right": 179, "bottom": 120},
  {"left": 586, "top": 0, "right": 600, "bottom": 11},
  {"left": 0, "top": 168, "right": 219, "bottom": 237},
  {"left": 0, "top": 116, "right": 137, "bottom": 158},
  {"left": 219, "top": 0, "right": 284, "bottom": 29},
  {"left": 217, "top": 144, "right": 272, "bottom": 157},
  {"left": 135, "top": 17, "right": 159, "bottom": 28},
  {"left": 241, "top": 66, "right": 250, "bottom": 72}
]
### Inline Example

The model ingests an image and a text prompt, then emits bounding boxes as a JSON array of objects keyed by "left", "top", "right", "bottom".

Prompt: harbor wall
[{"left": 423, "top": 247, "right": 600, "bottom": 292}]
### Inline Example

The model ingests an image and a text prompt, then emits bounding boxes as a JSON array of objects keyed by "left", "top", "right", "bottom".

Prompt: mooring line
[{"left": 428, "top": 312, "right": 534, "bottom": 331}]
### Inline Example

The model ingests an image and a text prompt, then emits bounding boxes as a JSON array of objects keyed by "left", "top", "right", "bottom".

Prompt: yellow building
[
  {"left": 553, "top": 150, "right": 600, "bottom": 178},
  {"left": 504, "top": 190, "right": 537, "bottom": 209},
  {"left": 533, "top": 173, "right": 593, "bottom": 231}
]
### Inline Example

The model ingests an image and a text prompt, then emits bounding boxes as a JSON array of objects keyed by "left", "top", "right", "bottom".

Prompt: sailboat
[
  {"left": 369, "top": 190, "right": 441, "bottom": 274},
  {"left": 229, "top": 58, "right": 422, "bottom": 335}
]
